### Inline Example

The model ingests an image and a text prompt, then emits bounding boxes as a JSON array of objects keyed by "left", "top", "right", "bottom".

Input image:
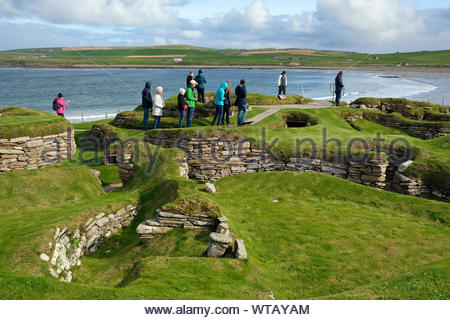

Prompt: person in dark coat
[
  {"left": 186, "top": 71, "right": 194, "bottom": 87},
  {"left": 194, "top": 70, "right": 207, "bottom": 103},
  {"left": 235, "top": 79, "right": 248, "bottom": 125},
  {"left": 177, "top": 88, "right": 187, "bottom": 128},
  {"left": 142, "top": 82, "right": 153, "bottom": 130},
  {"left": 221, "top": 81, "right": 232, "bottom": 126},
  {"left": 335, "top": 71, "right": 344, "bottom": 106}
]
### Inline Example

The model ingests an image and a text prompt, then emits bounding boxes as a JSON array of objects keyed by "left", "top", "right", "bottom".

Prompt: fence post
[{"left": 81, "top": 114, "right": 84, "bottom": 123}]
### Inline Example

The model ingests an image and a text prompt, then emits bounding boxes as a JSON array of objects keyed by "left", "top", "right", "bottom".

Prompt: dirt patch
[
  {"left": 126, "top": 55, "right": 187, "bottom": 58},
  {"left": 242, "top": 49, "right": 316, "bottom": 55},
  {"left": 63, "top": 46, "right": 112, "bottom": 51}
]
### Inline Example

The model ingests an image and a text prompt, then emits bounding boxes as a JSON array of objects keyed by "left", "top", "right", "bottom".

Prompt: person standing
[
  {"left": 54, "top": 93, "right": 70, "bottom": 118},
  {"left": 152, "top": 86, "right": 165, "bottom": 129},
  {"left": 186, "top": 71, "right": 195, "bottom": 87},
  {"left": 235, "top": 79, "right": 247, "bottom": 126},
  {"left": 335, "top": 71, "right": 344, "bottom": 106},
  {"left": 177, "top": 88, "right": 187, "bottom": 128},
  {"left": 221, "top": 81, "right": 232, "bottom": 126},
  {"left": 278, "top": 71, "right": 288, "bottom": 96},
  {"left": 195, "top": 70, "right": 207, "bottom": 103},
  {"left": 186, "top": 80, "right": 197, "bottom": 128},
  {"left": 141, "top": 82, "right": 153, "bottom": 130},
  {"left": 212, "top": 82, "right": 228, "bottom": 126}
]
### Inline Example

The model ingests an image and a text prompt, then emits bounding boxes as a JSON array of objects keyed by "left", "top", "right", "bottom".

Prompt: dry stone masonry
[
  {"left": 137, "top": 209, "right": 217, "bottom": 239},
  {"left": 41, "top": 204, "right": 137, "bottom": 282},
  {"left": 145, "top": 134, "right": 448, "bottom": 202},
  {"left": 345, "top": 112, "right": 450, "bottom": 140},
  {"left": 0, "top": 129, "right": 76, "bottom": 172},
  {"left": 137, "top": 209, "right": 247, "bottom": 259}
]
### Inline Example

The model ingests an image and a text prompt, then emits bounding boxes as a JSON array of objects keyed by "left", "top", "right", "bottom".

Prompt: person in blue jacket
[
  {"left": 212, "top": 82, "right": 228, "bottom": 126},
  {"left": 194, "top": 70, "right": 207, "bottom": 103},
  {"left": 235, "top": 79, "right": 247, "bottom": 125},
  {"left": 141, "top": 82, "right": 153, "bottom": 130}
]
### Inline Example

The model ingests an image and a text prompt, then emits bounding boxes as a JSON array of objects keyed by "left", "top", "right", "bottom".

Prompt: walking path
[{"left": 247, "top": 100, "right": 333, "bottom": 124}]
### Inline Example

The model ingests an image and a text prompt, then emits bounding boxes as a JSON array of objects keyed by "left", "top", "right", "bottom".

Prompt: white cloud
[
  {"left": 181, "top": 30, "right": 203, "bottom": 39},
  {"left": 0, "top": 0, "right": 186, "bottom": 27},
  {"left": 241, "top": 0, "right": 270, "bottom": 30},
  {"left": 0, "top": 0, "right": 449, "bottom": 52}
]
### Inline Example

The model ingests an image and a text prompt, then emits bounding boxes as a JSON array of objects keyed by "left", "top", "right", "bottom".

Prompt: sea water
[{"left": 0, "top": 68, "right": 448, "bottom": 123}]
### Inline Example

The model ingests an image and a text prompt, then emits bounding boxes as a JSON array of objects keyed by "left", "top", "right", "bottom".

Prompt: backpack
[{"left": 52, "top": 98, "right": 59, "bottom": 111}]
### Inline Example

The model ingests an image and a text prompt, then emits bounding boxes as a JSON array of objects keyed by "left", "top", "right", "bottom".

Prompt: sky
[{"left": 0, "top": 0, "right": 449, "bottom": 52}]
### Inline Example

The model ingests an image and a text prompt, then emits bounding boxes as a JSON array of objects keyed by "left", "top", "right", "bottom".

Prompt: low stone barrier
[
  {"left": 0, "top": 129, "right": 76, "bottom": 172},
  {"left": 138, "top": 209, "right": 247, "bottom": 259},
  {"left": 345, "top": 112, "right": 450, "bottom": 140},
  {"left": 40, "top": 204, "right": 137, "bottom": 282},
  {"left": 137, "top": 209, "right": 217, "bottom": 239},
  {"left": 144, "top": 135, "right": 449, "bottom": 202}
]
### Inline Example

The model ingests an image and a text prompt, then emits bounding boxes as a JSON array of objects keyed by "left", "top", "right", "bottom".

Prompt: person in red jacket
[{"left": 55, "top": 93, "right": 70, "bottom": 117}]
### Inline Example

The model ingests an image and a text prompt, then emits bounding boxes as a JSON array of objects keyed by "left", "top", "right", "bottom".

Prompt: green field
[
  {"left": 0, "top": 98, "right": 449, "bottom": 299},
  {"left": 1, "top": 45, "right": 449, "bottom": 68}
]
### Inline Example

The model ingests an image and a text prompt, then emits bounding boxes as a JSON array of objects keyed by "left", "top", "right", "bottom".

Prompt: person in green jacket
[{"left": 186, "top": 80, "right": 197, "bottom": 128}]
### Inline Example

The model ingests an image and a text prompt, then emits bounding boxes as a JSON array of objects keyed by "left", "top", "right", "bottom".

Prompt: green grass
[
  {"left": 0, "top": 166, "right": 105, "bottom": 214},
  {"left": 0, "top": 107, "right": 71, "bottom": 139},
  {"left": 0, "top": 103, "right": 449, "bottom": 300},
  {"left": 1, "top": 170, "right": 448, "bottom": 299},
  {"left": 1, "top": 46, "right": 449, "bottom": 67}
]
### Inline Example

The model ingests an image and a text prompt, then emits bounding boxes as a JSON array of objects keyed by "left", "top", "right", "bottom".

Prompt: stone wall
[
  {"left": 137, "top": 209, "right": 247, "bottom": 259},
  {"left": 144, "top": 135, "right": 450, "bottom": 202},
  {"left": 137, "top": 209, "right": 217, "bottom": 239},
  {"left": 345, "top": 112, "right": 450, "bottom": 140},
  {"left": 392, "top": 171, "right": 450, "bottom": 202},
  {"left": 0, "top": 129, "right": 76, "bottom": 172},
  {"left": 168, "top": 137, "right": 389, "bottom": 189},
  {"left": 40, "top": 204, "right": 137, "bottom": 282}
]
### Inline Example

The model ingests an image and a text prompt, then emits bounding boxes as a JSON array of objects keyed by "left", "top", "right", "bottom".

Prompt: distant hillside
[{"left": 0, "top": 45, "right": 449, "bottom": 68}]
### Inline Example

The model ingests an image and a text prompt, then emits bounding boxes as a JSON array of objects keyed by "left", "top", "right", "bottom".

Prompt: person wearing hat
[
  {"left": 53, "top": 93, "right": 70, "bottom": 117},
  {"left": 278, "top": 71, "right": 288, "bottom": 96},
  {"left": 194, "top": 69, "right": 207, "bottom": 103},
  {"left": 186, "top": 80, "right": 197, "bottom": 128},
  {"left": 335, "top": 71, "right": 344, "bottom": 106},
  {"left": 152, "top": 86, "right": 165, "bottom": 129}
]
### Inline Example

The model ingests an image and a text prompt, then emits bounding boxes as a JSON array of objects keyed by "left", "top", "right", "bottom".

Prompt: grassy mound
[
  {"left": 0, "top": 107, "right": 71, "bottom": 139},
  {"left": 1, "top": 171, "right": 448, "bottom": 299},
  {"left": 351, "top": 97, "right": 450, "bottom": 121},
  {"left": 0, "top": 166, "right": 105, "bottom": 214}
]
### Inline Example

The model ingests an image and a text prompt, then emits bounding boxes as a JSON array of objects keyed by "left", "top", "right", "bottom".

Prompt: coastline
[{"left": 1, "top": 63, "right": 450, "bottom": 75}]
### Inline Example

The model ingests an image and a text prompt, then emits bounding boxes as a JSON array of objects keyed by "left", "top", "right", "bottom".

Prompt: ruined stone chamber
[{"left": 0, "top": 129, "right": 76, "bottom": 172}]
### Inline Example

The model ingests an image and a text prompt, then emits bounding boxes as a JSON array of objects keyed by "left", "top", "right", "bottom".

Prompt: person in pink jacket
[{"left": 55, "top": 93, "right": 70, "bottom": 117}]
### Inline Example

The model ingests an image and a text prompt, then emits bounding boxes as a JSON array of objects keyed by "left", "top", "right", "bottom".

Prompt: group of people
[
  {"left": 211, "top": 79, "right": 248, "bottom": 126},
  {"left": 141, "top": 70, "right": 249, "bottom": 130},
  {"left": 53, "top": 70, "right": 344, "bottom": 124},
  {"left": 275, "top": 69, "right": 345, "bottom": 106}
]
